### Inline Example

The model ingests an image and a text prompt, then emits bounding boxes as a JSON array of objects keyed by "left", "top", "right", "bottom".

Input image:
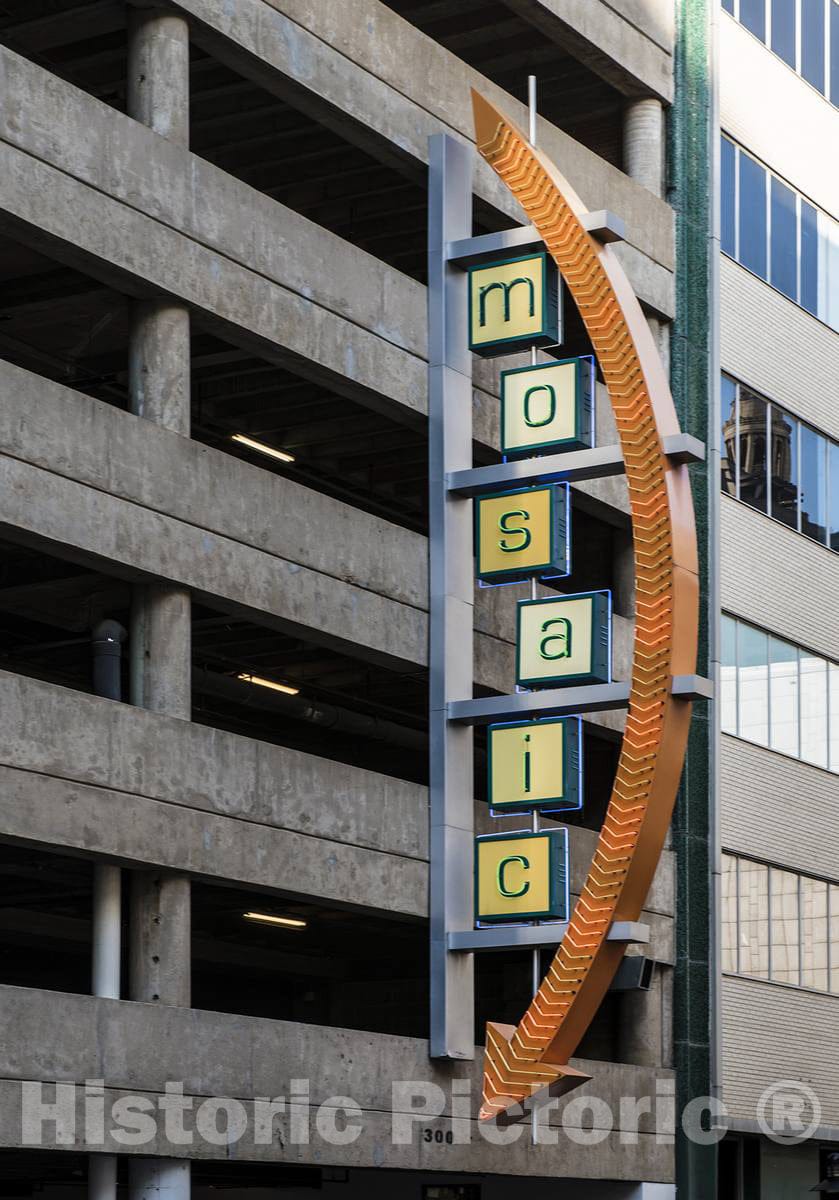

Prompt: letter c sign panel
[{"left": 475, "top": 829, "right": 569, "bottom": 923}]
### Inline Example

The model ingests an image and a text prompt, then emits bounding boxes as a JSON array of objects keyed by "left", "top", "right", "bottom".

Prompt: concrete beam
[
  {"left": 0, "top": 671, "right": 674, "bottom": 932},
  {"left": 171, "top": 0, "right": 675, "bottom": 295},
  {"left": 502, "top": 0, "right": 673, "bottom": 100},
  {"left": 0, "top": 359, "right": 634, "bottom": 698},
  {"left": 0, "top": 985, "right": 675, "bottom": 1180}
]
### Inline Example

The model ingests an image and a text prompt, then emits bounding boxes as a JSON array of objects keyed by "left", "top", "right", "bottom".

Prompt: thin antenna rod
[{"left": 528, "top": 75, "right": 537, "bottom": 147}]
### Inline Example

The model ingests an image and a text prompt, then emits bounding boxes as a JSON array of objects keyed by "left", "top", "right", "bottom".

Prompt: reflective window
[
  {"left": 738, "top": 388, "right": 768, "bottom": 512},
  {"left": 800, "top": 653, "right": 828, "bottom": 766},
  {"left": 770, "top": 177, "right": 798, "bottom": 298},
  {"left": 740, "top": 860, "right": 769, "bottom": 976},
  {"left": 723, "top": 615, "right": 837, "bottom": 773},
  {"left": 723, "top": 372, "right": 839, "bottom": 560},
  {"left": 802, "top": 0, "right": 826, "bottom": 90},
  {"left": 721, "top": 136, "right": 737, "bottom": 258},
  {"left": 802, "top": 876, "right": 829, "bottom": 989},
  {"left": 722, "top": 136, "right": 839, "bottom": 332},
  {"left": 831, "top": 884, "right": 839, "bottom": 992},
  {"left": 769, "top": 636, "right": 799, "bottom": 755},
  {"left": 801, "top": 200, "right": 820, "bottom": 315},
  {"left": 830, "top": 663, "right": 839, "bottom": 770},
  {"left": 721, "top": 374, "right": 738, "bottom": 495},
  {"left": 770, "top": 868, "right": 800, "bottom": 984},
  {"left": 770, "top": 406, "right": 798, "bottom": 528},
  {"left": 772, "top": 0, "right": 798, "bottom": 65},
  {"left": 722, "top": 854, "right": 738, "bottom": 972},
  {"left": 800, "top": 425, "right": 828, "bottom": 543},
  {"left": 722, "top": 615, "right": 738, "bottom": 734},
  {"left": 738, "top": 624, "right": 769, "bottom": 745},
  {"left": 739, "top": 153, "right": 767, "bottom": 278},
  {"left": 831, "top": 442, "right": 839, "bottom": 550},
  {"left": 725, "top": 854, "right": 839, "bottom": 996},
  {"left": 741, "top": 0, "right": 768, "bottom": 37},
  {"left": 726, "top": 1, "right": 839, "bottom": 110}
]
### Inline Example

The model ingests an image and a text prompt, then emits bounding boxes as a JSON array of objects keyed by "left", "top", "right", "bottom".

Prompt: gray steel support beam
[{"left": 428, "top": 134, "right": 475, "bottom": 1060}]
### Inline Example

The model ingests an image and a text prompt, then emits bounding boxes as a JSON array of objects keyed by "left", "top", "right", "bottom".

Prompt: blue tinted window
[
  {"left": 721, "top": 137, "right": 737, "bottom": 256},
  {"left": 721, "top": 375, "right": 738, "bottom": 496},
  {"left": 829, "top": 441, "right": 839, "bottom": 551},
  {"left": 802, "top": 0, "right": 826, "bottom": 90},
  {"left": 831, "top": 1, "right": 839, "bottom": 105},
  {"left": 771, "top": 0, "right": 797, "bottom": 66},
  {"left": 771, "top": 406, "right": 798, "bottom": 528},
  {"left": 739, "top": 153, "right": 767, "bottom": 278},
  {"left": 770, "top": 177, "right": 798, "bottom": 299},
  {"left": 800, "top": 425, "right": 828, "bottom": 543},
  {"left": 723, "top": 0, "right": 735, "bottom": 12},
  {"left": 800, "top": 200, "right": 819, "bottom": 314},
  {"left": 740, "top": 0, "right": 767, "bottom": 38}
]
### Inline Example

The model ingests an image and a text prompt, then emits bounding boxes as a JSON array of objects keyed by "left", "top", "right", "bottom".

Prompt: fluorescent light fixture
[
  {"left": 237, "top": 672, "right": 299, "bottom": 697},
  {"left": 231, "top": 433, "right": 295, "bottom": 463},
  {"left": 243, "top": 911, "right": 307, "bottom": 929}
]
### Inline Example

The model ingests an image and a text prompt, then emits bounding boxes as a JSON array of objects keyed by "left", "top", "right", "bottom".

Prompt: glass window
[
  {"left": 739, "top": 153, "right": 768, "bottom": 278},
  {"left": 741, "top": 0, "right": 767, "bottom": 39},
  {"left": 770, "top": 177, "right": 798, "bottom": 299},
  {"left": 738, "top": 624, "right": 769, "bottom": 745},
  {"left": 769, "top": 636, "right": 799, "bottom": 756},
  {"left": 770, "top": 868, "right": 800, "bottom": 984},
  {"left": 800, "top": 200, "right": 819, "bottom": 316},
  {"left": 722, "top": 615, "right": 738, "bottom": 733},
  {"left": 722, "top": 854, "right": 738, "bottom": 972},
  {"left": 799, "top": 426, "right": 828, "bottom": 544},
  {"left": 830, "top": 441, "right": 839, "bottom": 552},
  {"left": 820, "top": 210, "right": 839, "bottom": 331},
  {"left": 740, "top": 860, "right": 769, "bottom": 976},
  {"left": 830, "top": 662, "right": 839, "bottom": 770},
  {"left": 770, "top": 406, "right": 798, "bottom": 528},
  {"left": 721, "top": 375, "right": 738, "bottom": 496},
  {"left": 771, "top": 0, "right": 797, "bottom": 66},
  {"left": 802, "top": 876, "right": 829, "bottom": 989},
  {"left": 831, "top": 0, "right": 839, "bottom": 105},
  {"left": 721, "top": 137, "right": 737, "bottom": 257},
  {"left": 738, "top": 389, "right": 768, "bottom": 512},
  {"left": 801, "top": 0, "right": 826, "bottom": 90},
  {"left": 723, "top": 0, "right": 735, "bottom": 12},
  {"left": 800, "top": 653, "right": 828, "bottom": 767},
  {"left": 831, "top": 884, "right": 839, "bottom": 993}
]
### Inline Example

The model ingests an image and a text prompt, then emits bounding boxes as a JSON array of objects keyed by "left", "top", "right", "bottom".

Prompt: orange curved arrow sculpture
[{"left": 472, "top": 90, "right": 699, "bottom": 1122}]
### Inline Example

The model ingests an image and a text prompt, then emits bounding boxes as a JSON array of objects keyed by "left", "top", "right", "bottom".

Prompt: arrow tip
[{"left": 479, "top": 1022, "right": 591, "bottom": 1122}]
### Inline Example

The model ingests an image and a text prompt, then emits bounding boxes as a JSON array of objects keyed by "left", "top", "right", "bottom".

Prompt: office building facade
[
  {"left": 717, "top": 0, "right": 839, "bottom": 1193},
  {"left": 0, "top": 1, "right": 714, "bottom": 1196}
]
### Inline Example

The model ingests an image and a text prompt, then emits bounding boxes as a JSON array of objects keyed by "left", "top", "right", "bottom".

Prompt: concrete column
[
  {"left": 129, "top": 583, "right": 191, "bottom": 718},
  {"left": 127, "top": 14, "right": 192, "bottom": 1197},
  {"left": 92, "top": 865, "right": 122, "bottom": 999},
  {"left": 129, "top": 1161, "right": 191, "bottom": 1198},
  {"left": 128, "top": 301, "right": 191, "bottom": 435},
  {"left": 623, "top": 97, "right": 664, "bottom": 197},
  {"left": 89, "top": 1156, "right": 118, "bottom": 1200},
  {"left": 127, "top": 7, "right": 190, "bottom": 147},
  {"left": 130, "top": 872, "right": 191, "bottom": 1007},
  {"left": 613, "top": 527, "right": 636, "bottom": 619},
  {"left": 618, "top": 964, "right": 664, "bottom": 1068}
]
